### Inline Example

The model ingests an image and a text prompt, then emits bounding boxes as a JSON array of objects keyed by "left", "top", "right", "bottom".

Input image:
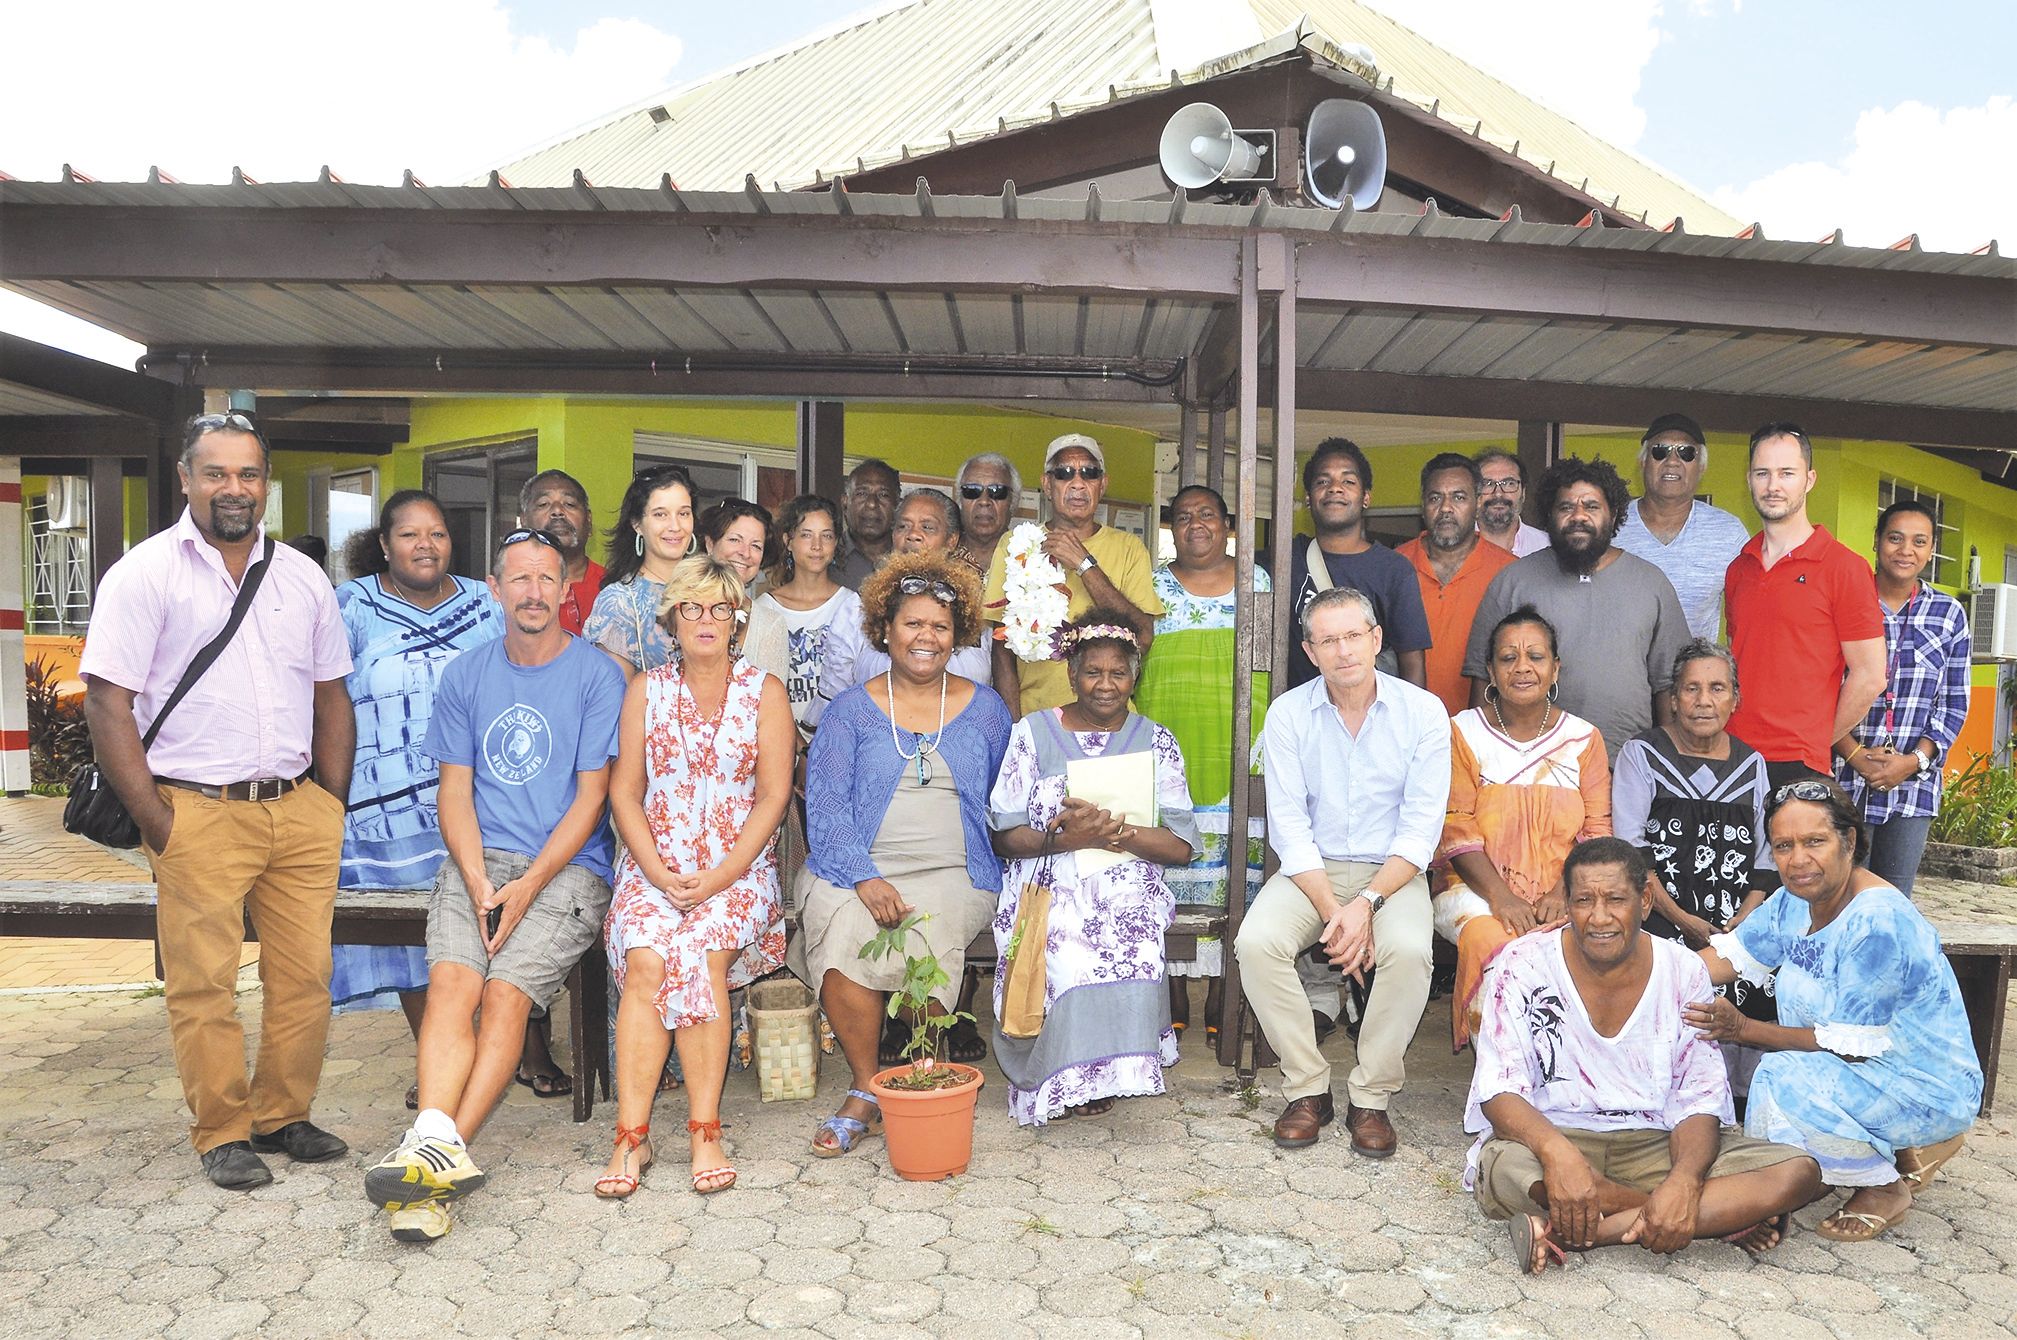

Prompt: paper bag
[{"left": 998, "top": 881, "right": 1053, "bottom": 1038}]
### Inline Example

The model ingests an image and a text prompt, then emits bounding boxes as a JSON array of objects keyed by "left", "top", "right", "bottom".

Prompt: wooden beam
[
  {"left": 0, "top": 332, "right": 172, "bottom": 420},
  {"left": 1221, "top": 234, "right": 1262, "bottom": 1070},
  {"left": 0, "top": 416, "right": 153, "bottom": 456},
  {"left": 796, "top": 400, "right": 845, "bottom": 501}
]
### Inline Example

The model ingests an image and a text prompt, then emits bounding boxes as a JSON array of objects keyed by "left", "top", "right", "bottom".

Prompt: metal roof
[
  {"left": 1, "top": 179, "right": 2009, "bottom": 446},
  {"left": 490, "top": 0, "right": 1741, "bottom": 235}
]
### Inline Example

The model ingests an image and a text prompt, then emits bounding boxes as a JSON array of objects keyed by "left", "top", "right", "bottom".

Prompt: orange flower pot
[{"left": 869, "top": 1063, "right": 985, "bottom": 1181}]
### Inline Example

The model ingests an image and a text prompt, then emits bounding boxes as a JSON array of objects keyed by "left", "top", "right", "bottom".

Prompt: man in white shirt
[
  {"left": 1476, "top": 450, "right": 1548, "bottom": 557},
  {"left": 1235, "top": 588, "right": 1450, "bottom": 1157},
  {"left": 1613, "top": 414, "right": 1752, "bottom": 639}
]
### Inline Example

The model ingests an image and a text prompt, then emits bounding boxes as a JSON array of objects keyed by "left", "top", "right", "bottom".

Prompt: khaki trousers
[
  {"left": 1233, "top": 860, "right": 1432, "bottom": 1109},
  {"left": 147, "top": 782, "right": 344, "bottom": 1153}
]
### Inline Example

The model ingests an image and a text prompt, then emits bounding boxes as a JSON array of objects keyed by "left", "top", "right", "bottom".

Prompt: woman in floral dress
[
  {"left": 990, "top": 611, "right": 1199, "bottom": 1125},
  {"left": 597, "top": 556, "right": 793, "bottom": 1198}
]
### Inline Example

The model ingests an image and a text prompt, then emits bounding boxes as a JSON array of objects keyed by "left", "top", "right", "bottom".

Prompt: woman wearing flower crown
[{"left": 988, "top": 610, "right": 1200, "bottom": 1124}]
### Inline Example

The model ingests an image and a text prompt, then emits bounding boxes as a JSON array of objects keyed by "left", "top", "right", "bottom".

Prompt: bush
[
  {"left": 1929, "top": 753, "right": 2017, "bottom": 850},
  {"left": 25, "top": 656, "right": 92, "bottom": 790}
]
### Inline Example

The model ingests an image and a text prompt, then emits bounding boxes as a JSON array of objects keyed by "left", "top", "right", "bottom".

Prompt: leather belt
[{"left": 155, "top": 772, "right": 312, "bottom": 802}]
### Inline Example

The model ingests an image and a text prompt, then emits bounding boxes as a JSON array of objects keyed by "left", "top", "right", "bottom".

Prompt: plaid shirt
[{"left": 1834, "top": 582, "right": 1972, "bottom": 821}]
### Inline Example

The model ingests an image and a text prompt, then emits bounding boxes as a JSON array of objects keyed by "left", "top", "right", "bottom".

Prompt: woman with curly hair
[
  {"left": 989, "top": 610, "right": 1199, "bottom": 1124},
  {"left": 789, "top": 553, "right": 1011, "bottom": 1157}
]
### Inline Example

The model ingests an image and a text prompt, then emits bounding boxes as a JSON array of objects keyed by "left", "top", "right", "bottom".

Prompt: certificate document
[{"left": 1065, "top": 751, "right": 1157, "bottom": 877}]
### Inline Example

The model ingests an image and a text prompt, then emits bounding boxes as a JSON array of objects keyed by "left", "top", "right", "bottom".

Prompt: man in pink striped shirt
[{"left": 82, "top": 413, "right": 355, "bottom": 1191}]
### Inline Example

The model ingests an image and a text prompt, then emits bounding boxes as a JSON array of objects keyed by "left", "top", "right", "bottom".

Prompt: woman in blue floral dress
[
  {"left": 990, "top": 612, "right": 1199, "bottom": 1125},
  {"left": 1688, "top": 778, "right": 1980, "bottom": 1243}
]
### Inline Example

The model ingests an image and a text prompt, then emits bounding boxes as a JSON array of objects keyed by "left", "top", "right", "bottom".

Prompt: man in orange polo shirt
[
  {"left": 1724, "top": 423, "right": 1885, "bottom": 798},
  {"left": 1397, "top": 453, "right": 1514, "bottom": 718}
]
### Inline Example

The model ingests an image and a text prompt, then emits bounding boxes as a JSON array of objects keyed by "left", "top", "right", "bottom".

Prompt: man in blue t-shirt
[
  {"left": 363, "top": 527, "right": 624, "bottom": 1244},
  {"left": 1286, "top": 438, "right": 1433, "bottom": 690}
]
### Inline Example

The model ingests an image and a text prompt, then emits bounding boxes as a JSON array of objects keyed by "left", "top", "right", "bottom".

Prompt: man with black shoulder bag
[{"left": 80, "top": 413, "right": 356, "bottom": 1190}]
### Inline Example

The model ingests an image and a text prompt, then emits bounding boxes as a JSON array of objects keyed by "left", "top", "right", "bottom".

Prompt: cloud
[
  {"left": 0, "top": 1, "right": 684, "bottom": 185},
  {"left": 1710, "top": 97, "right": 2015, "bottom": 253},
  {"left": 1360, "top": 0, "right": 1666, "bottom": 148}
]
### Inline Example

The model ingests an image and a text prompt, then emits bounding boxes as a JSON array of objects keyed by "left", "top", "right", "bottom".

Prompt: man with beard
[
  {"left": 363, "top": 528, "right": 624, "bottom": 1243},
  {"left": 81, "top": 413, "right": 356, "bottom": 1189},
  {"left": 1286, "top": 438, "right": 1431, "bottom": 690},
  {"left": 1724, "top": 422, "right": 1884, "bottom": 790},
  {"left": 1614, "top": 415, "right": 1751, "bottom": 639},
  {"left": 1464, "top": 456, "right": 1689, "bottom": 764},
  {"left": 518, "top": 470, "right": 602, "bottom": 635},
  {"left": 954, "top": 451, "right": 1021, "bottom": 576},
  {"left": 1397, "top": 453, "right": 1515, "bottom": 717},
  {"left": 1475, "top": 450, "right": 1549, "bottom": 557},
  {"left": 831, "top": 458, "right": 900, "bottom": 590}
]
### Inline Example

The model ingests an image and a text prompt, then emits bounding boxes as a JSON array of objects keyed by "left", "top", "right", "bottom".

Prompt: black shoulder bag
[{"left": 65, "top": 538, "right": 277, "bottom": 848}]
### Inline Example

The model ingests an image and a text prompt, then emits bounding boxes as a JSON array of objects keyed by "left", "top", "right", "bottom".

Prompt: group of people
[{"left": 78, "top": 408, "right": 1982, "bottom": 1265}]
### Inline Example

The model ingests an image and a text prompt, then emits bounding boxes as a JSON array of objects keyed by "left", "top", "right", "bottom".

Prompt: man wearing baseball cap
[
  {"left": 984, "top": 433, "right": 1162, "bottom": 717},
  {"left": 1614, "top": 414, "right": 1753, "bottom": 640}
]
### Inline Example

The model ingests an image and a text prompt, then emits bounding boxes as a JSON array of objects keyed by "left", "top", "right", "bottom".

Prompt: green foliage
[
  {"left": 1930, "top": 753, "right": 2017, "bottom": 850},
  {"left": 24, "top": 657, "right": 91, "bottom": 790},
  {"left": 859, "top": 913, "right": 976, "bottom": 1074}
]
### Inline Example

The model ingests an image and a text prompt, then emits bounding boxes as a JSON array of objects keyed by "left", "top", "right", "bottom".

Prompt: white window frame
[{"left": 1877, "top": 476, "right": 1959, "bottom": 588}]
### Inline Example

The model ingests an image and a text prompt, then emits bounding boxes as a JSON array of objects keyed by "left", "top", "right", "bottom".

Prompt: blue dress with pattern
[
  {"left": 330, "top": 575, "right": 504, "bottom": 1012},
  {"left": 1718, "top": 884, "right": 1981, "bottom": 1185}
]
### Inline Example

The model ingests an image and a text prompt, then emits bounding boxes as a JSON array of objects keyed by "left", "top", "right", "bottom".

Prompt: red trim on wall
[
  {"left": 0, "top": 731, "right": 28, "bottom": 750},
  {"left": 0, "top": 610, "right": 22, "bottom": 631},
  {"left": 0, "top": 482, "right": 20, "bottom": 503}
]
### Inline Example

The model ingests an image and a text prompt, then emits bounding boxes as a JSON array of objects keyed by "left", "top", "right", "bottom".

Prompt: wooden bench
[
  {"left": 955, "top": 905, "right": 1224, "bottom": 965},
  {"left": 0, "top": 879, "right": 611, "bottom": 1122},
  {"left": 1933, "top": 921, "right": 2017, "bottom": 1116}
]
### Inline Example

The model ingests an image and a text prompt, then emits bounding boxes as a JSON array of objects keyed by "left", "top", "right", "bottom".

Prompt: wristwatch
[
  {"left": 1360, "top": 890, "right": 1388, "bottom": 915},
  {"left": 1914, "top": 747, "right": 1934, "bottom": 775},
  {"left": 1077, "top": 554, "right": 1099, "bottom": 575}
]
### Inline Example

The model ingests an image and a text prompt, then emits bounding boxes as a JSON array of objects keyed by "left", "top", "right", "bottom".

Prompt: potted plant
[
  {"left": 861, "top": 913, "right": 985, "bottom": 1181},
  {"left": 1922, "top": 753, "right": 2017, "bottom": 885}
]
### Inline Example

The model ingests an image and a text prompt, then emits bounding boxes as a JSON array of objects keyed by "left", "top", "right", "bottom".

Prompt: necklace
[
  {"left": 886, "top": 671, "right": 950, "bottom": 785},
  {"left": 1491, "top": 697, "right": 1555, "bottom": 742},
  {"left": 382, "top": 569, "right": 447, "bottom": 608}
]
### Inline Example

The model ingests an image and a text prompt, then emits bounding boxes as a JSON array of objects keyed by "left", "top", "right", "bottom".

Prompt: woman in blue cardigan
[{"left": 790, "top": 553, "right": 1011, "bottom": 1157}]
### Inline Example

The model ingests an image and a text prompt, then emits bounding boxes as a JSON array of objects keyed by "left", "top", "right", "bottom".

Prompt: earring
[
  {"left": 1484, "top": 682, "right": 1500, "bottom": 703},
  {"left": 1547, "top": 683, "right": 1560, "bottom": 704},
  {"left": 634, "top": 531, "right": 644, "bottom": 557}
]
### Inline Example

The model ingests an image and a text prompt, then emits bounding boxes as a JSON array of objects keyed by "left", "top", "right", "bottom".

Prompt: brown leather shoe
[
  {"left": 1272, "top": 1093, "right": 1335, "bottom": 1149},
  {"left": 1345, "top": 1103, "right": 1396, "bottom": 1158}
]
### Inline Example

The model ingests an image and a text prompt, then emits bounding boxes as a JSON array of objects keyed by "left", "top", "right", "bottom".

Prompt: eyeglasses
[
  {"left": 1772, "top": 779, "right": 1836, "bottom": 804},
  {"left": 1647, "top": 443, "right": 1699, "bottom": 463},
  {"left": 190, "top": 411, "right": 260, "bottom": 434},
  {"left": 1309, "top": 628, "right": 1374, "bottom": 653},
  {"left": 1047, "top": 464, "right": 1105, "bottom": 481},
  {"left": 674, "top": 601, "right": 739, "bottom": 622},
  {"left": 1479, "top": 477, "right": 1522, "bottom": 495},
  {"left": 959, "top": 483, "right": 1013, "bottom": 501},
  {"left": 897, "top": 576, "right": 958, "bottom": 603},
  {"left": 496, "top": 528, "right": 562, "bottom": 551}
]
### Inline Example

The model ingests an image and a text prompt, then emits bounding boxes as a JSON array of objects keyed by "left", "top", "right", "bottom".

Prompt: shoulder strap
[
  {"left": 1304, "top": 538, "right": 1332, "bottom": 592},
  {"left": 141, "top": 537, "right": 276, "bottom": 750}
]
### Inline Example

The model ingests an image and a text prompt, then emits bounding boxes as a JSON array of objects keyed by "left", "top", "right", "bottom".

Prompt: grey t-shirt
[
  {"left": 1463, "top": 549, "right": 1691, "bottom": 762},
  {"left": 1614, "top": 499, "right": 1753, "bottom": 640}
]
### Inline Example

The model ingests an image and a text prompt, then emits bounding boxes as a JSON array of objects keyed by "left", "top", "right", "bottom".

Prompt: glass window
[{"left": 426, "top": 441, "right": 536, "bottom": 579}]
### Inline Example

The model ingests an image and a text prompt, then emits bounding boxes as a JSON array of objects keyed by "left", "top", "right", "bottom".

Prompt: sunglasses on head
[
  {"left": 1773, "top": 779, "right": 1835, "bottom": 804},
  {"left": 1647, "top": 443, "right": 1699, "bottom": 463},
  {"left": 959, "top": 483, "right": 1013, "bottom": 500},
  {"left": 496, "top": 528, "right": 563, "bottom": 551},
  {"left": 897, "top": 575, "right": 958, "bottom": 603},
  {"left": 1047, "top": 464, "right": 1104, "bottom": 481},
  {"left": 191, "top": 411, "right": 260, "bottom": 434}
]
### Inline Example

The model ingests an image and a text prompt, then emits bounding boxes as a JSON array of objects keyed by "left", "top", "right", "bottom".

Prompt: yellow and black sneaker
[
  {"left": 363, "top": 1131, "right": 486, "bottom": 1209},
  {"left": 387, "top": 1199, "right": 451, "bottom": 1243}
]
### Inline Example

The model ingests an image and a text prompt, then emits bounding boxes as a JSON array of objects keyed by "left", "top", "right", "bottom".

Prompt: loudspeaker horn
[
  {"left": 1304, "top": 99, "right": 1387, "bottom": 209},
  {"left": 1159, "top": 102, "right": 1269, "bottom": 190}
]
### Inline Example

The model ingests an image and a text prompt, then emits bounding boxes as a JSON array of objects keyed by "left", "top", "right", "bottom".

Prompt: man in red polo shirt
[
  {"left": 1396, "top": 452, "right": 1514, "bottom": 717},
  {"left": 1723, "top": 423, "right": 1884, "bottom": 798}
]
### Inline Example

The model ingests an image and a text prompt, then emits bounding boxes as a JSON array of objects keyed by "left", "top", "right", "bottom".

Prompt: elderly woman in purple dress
[{"left": 989, "top": 610, "right": 1199, "bottom": 1124}]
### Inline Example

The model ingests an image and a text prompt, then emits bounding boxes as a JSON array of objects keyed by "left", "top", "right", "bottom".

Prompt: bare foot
[{"left": 1724, "top": 1212, "right": 1789, "bottom": 1258}]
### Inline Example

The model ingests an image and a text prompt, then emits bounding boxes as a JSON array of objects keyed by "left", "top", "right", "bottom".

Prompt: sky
[{"left": 2, "top": 0, "right": 2010, "bottom": 367}]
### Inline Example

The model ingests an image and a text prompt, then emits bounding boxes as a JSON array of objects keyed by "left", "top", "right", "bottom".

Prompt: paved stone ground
[{"left": 2, "top": 876, "right": 2014, "bottom": 1340}]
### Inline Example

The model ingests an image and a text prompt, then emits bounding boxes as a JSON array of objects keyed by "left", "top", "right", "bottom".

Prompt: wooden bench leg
[
  {"left": 568, "top": 944, "right": 611, "bottom": 1124},
  {"left": 1949, "top": 952, "right": 2009, "bottom": 1117}
]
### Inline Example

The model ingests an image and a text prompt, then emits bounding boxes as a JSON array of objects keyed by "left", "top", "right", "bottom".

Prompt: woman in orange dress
[{"left": 1434, "top": 606, "right": 1610, "bottom": 1049}]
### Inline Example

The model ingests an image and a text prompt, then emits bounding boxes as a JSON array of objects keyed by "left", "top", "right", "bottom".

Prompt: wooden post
[
  {"left": 1177, "top": 404, "right": 1198, "bottom": 490},
  {"left": 1206, "top": 404, "right": 1228, "bottom": 497},
  {"left": 1515, "top": 419, "right": 1562, "bottom": 528},
  {"left": 88, "top": 454, "right": 124, "bottom": 591},
  {"left": 796, "top": 400, "right": 845, "bottom": 502},
  {"left": 1219, "top": 236, "right": 1262, "bottom": 1071}
]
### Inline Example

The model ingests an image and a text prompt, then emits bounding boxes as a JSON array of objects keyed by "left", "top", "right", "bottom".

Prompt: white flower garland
[{"left": 995, "top": 522, "right": 1071, "bottom": 662}]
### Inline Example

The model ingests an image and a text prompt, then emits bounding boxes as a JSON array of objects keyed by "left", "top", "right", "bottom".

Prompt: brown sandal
[{"left": 1896, "top": 1134, "right": 1966, "bottom": 1188}]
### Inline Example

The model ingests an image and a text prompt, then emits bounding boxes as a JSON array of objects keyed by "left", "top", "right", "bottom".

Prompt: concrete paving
[{"left": 1, "top": 906, "right": 2013, "bottom": 1338}]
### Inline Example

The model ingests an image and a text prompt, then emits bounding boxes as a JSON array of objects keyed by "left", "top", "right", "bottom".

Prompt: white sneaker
[
  {"left": 387, "top": 1199, "right": 451, "bottom": 1243},
  {"left": 363, "top": 1131, "right": 486, "bottom": 1209}
]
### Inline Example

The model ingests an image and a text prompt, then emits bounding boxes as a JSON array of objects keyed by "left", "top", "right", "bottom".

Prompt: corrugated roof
[{"left": 489, "top": 0, "right": 1738, "bottom": 234}]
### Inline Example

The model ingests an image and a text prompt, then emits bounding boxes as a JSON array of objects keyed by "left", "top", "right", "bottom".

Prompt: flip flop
[
  {"left": 1817, "top": 1203, "right": 1910, "bottom": 1243},
  {"left": 1510, "top": 1213, "right": 1567, "bottom": 1275},
  {"left": 810, "top": 1090, "right": 883, "bottom": 1158},
  {"left": 948, "top": 1017, "right": 988, "bottom": 1063},
  {"left": 1897, "top": 1134, "right": 1966, "bottom": 1188},
  {"left": 515, "top": 1067, "right": 573, "bottom": 1098}
]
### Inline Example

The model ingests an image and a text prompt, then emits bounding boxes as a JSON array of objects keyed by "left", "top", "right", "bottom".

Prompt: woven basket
[{"left": 747, "top": 978, "right": 821, "bottom": 1102}]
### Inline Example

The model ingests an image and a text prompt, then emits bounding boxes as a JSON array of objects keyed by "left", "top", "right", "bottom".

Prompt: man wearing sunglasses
[
  {"left": 954, "top": 452, "right": 1022, "bottom": 573},
  {"left": 1614, "top": 415, "right": 1752, "bottom": 640},
  {"left": 984, "top": 433, "right": 1162, "bottom": 718},
  {"left": 363, "top": 527, "right": 625, "bottom": 1242},
  {"left": 81, "top": 412, "right": 356, "bottom": 1190}
]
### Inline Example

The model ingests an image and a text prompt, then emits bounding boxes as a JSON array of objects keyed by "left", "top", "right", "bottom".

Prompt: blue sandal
[{"left": 810, "top": 1089, "right": 883, "bottom": 1158}]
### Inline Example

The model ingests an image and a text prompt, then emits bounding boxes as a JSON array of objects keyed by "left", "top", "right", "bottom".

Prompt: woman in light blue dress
[
  {"left": 1688, "top": 778, "right": 1980, "bottom": 1243},
  {"left": 330, "top": 491, "right": 503, "bottom": 1062}
]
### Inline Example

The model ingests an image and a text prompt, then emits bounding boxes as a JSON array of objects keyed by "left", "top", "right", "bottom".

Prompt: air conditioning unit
[
  {"left": 45, "top": 476, "right": 89, "bottom": 533},
  {"left": 1970, "top": 583, "right": 2017, "bottom": 661}
]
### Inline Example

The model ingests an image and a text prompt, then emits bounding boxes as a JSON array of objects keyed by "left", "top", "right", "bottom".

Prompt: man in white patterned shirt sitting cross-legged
[{"left": 1466, "top": 836, "right": 1822, "bottom": 1274}]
